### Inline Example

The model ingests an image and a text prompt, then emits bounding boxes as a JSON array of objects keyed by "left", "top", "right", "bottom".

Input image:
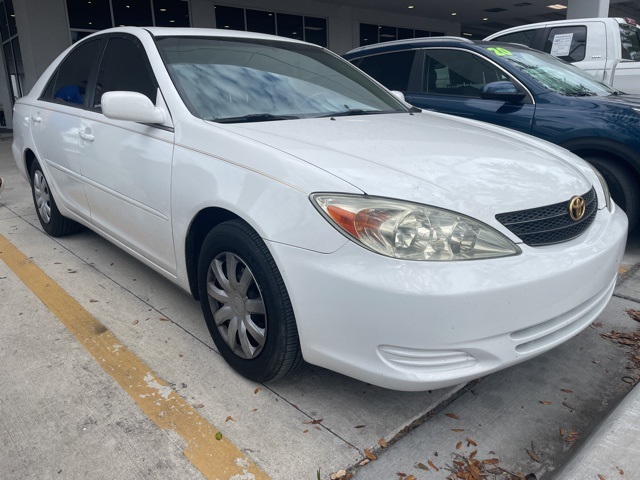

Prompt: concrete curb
[
  {"left": 552, "top": 382, "right": 640, "bottom": 479},
  {"left": 553, "top": 266, "right": 640, "bottom": 480}
]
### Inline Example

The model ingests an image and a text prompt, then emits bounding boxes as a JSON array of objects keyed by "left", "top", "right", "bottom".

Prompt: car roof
[
  {"left": 343, "top": 37, "right": 535, "bottom": 58},
  {"left": 84, "top": 26, "right": 313, "bottom": 47},
  {"left": 484, "top": 17, "right": 630, "bottom": 39},
  {"left": 345, "top": 36, "right": 474, "bottom": 57}
]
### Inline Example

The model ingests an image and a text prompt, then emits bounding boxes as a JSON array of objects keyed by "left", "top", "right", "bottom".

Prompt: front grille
[{"left": 496, "top": 187, "right": 597, "bottom": 246}]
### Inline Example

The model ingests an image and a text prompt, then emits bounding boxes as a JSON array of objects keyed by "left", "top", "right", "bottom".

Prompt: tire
[
  {"left": 29, "top": 161, "right": 83, "bottom": 237},
  {"left": 585, "top": 156, "right": 639, "bottom": 231},
  {"left": 197, "top": 219, "right": 303, "bottom": 383}
]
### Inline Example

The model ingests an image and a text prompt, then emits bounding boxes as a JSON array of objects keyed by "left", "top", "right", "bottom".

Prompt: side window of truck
[
  {"left": 491, "top": 29, "right": 537, "bottom": 48},
  {"left": 544, "top": 26, "right": 587, "bottom": 63}
]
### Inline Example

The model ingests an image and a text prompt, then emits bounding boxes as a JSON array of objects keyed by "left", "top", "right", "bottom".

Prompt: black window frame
[{"left": 91, "top": 33, "right": 160, "bottom": 111}]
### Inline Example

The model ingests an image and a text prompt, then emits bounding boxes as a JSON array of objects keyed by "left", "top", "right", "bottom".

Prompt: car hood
[
  {"left": 585, "top": 93, "right": 640, "bottom": 108},
  {"left": 221, "top": 111, "right": 592, "bottom": 219}
]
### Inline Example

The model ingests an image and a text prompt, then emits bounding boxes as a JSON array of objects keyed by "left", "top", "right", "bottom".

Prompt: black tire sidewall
[
  {"left": 585, "top": 157, "right": 639, "bottom": 231},
  {"left": 30, "top": 161, "right": 59, "bottom": 235},
  {"left": 197, "top": 220, "right": 298, "bottom": 383}
]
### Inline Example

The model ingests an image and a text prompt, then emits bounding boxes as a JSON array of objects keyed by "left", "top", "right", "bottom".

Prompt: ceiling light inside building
[
  {"left": 451, "top": 12, "right": 457, "bottom": 16},
  {"left": 547, "top": 4, "right": 567, "bottom": 9},
  {"left": 408, "top": 5, "right": 414, "bottom": 9},
  {"left": 483, "top": 17, "right": 489, "bottom": 20}
]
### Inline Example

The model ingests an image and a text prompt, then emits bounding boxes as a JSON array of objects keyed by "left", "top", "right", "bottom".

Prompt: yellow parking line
[{"left": 0, "top": 234, "right": 269, "bottom": 480}]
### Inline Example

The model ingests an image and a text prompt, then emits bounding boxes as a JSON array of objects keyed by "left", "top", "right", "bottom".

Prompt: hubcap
[
  {"left": 33, "top": 170, "right": 51, "bottom": 223},
  {"left": 206, "top": 252, "right": 266, "bottom": 359}
]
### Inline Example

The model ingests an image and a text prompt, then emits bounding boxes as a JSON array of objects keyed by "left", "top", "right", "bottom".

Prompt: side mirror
[
  {"left": 390, "top": 90, "right": 406, "bottom": 102},
  {"left": 480, "top": 81, "right": 526, "bottom": 102},
  {"left": 101, "top": 91, "right": 165, "bottom": 124}
]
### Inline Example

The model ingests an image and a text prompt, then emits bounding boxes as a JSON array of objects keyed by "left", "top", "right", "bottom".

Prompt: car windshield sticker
[
  {"left": 550, "top": 33, "right": 573, "bottom": 56},
  {"left": 487, "top": 47, "right": 513, "bottom": 56}
]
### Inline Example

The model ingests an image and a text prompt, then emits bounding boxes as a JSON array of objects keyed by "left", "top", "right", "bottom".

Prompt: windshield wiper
[
  {"left": 566, "top": 92, "right": 597, "bottom": 97},
  {"left": 320, "top": 109, "right": 394, "bottom": 118},
  {"left": 207, "top": 113, "right": 300, "bottom": 123}
]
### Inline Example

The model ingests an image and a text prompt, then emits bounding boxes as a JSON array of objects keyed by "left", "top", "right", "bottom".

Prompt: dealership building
[{"left": 0, "top": 0, "right": 631, "bottom": 127}]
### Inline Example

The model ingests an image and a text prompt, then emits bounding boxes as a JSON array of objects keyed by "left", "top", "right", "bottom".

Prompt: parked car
[
  {"left": 12, "top": 27, "right": 627, "bottom": 391},
  {"left": 344, "top": 37, "right": 640, "bottom": 230},
  {"left": 485, "top": 17, "right": 640, "bottom": 94}
]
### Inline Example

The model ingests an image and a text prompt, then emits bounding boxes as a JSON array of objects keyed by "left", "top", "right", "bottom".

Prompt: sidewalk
[{"left": 554, "top": 265, "right": 640, "bottom": 480}]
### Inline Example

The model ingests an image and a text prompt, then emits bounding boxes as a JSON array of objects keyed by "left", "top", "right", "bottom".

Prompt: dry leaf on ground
[
  {"left": 526, "top": 448, "right": 540, "bottom": 462},
  {"left": 364, "top": 449, "right": 377, "bottom": 460},
  {"left": 626, "top": 309, "right": 640, "bottom": 322}
]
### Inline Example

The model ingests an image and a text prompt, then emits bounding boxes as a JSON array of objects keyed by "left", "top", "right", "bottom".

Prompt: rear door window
[
  {"left": 354, "top": 50, "right": 416, "bottom": 91},
  {"left": 543, "top": 26, "right": 587, "bottom": 63},
  {"left": 41, "top": 39, "right": 104, "bottom": 107},
  {"left": 620, "top": 24, "right": 640, "bottom": 60}
]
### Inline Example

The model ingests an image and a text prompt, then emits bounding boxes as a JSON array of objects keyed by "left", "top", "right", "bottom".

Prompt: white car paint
[{"left": 12, "top": 27, "right": 628, "bottom": 390}]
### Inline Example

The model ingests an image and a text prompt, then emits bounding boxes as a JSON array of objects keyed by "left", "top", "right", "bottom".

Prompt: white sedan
[{"left": 12, "top": 27, "right": 627, "bottom": 391}]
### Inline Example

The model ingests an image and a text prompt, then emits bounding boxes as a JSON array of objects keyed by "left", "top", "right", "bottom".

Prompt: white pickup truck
[{"left": 485, "top": 17, "right": 640, "bottom": 94}]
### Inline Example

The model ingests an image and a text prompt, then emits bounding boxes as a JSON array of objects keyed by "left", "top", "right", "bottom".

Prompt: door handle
[
  {"left": 79, "top": 128, "right": 94, "bottom": 142},
  {"left": 31, "top": 114, "right": 42, "bottom": 123}
]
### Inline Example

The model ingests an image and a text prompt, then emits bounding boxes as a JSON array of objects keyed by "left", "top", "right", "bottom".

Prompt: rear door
[{"left": 29, "top": 38, "right": 105, "bottom": 221}]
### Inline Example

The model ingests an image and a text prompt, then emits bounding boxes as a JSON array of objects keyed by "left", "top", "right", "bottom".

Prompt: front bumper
[{"left": 268, "top": 206, "right": 628, "bottom": 391}]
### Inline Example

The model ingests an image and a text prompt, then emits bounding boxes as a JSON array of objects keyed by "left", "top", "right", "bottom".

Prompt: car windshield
[
  {"left": 484, "top": 44, "right": 617, "bottom": 96},
  {"left": 155, "top": 36, "right": 407, "bottom": 122}
]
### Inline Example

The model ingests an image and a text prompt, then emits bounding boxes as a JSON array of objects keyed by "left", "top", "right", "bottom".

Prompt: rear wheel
[
  {"left": 197, "top": 219, "right": 303, "bottom": 383},
  {"left": 585, "top": 156, "right": 639, "bottom": 231},
  {"left": 30, "top": 161, "right": 82, "bottom": 236}
]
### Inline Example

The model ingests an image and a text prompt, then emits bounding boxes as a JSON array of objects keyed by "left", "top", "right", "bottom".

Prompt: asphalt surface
[{"left": 1, "top": 132, "right": 639, "bottom": 480}]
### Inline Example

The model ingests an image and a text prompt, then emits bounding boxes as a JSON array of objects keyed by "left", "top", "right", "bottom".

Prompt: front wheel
[
  {"left": 197, "top": 219, "right": 303, "bottom": 383},
  {"left": 585, "top": 156, "right": 639, "bottom": 231},
  {"left": 30, "top": 161, "right": 82, "bottom": 236}
]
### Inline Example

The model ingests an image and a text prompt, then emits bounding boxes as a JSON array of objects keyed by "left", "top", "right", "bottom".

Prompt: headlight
[
  {"left": 311, "top": 194, "right": 521, "bottom": 261},
  {"left": 587, "top": 163, "right": 612, "bottom": 211}
]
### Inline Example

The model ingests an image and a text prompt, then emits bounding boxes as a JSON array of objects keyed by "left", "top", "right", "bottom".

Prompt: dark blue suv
[{"left": 344, "top": 37, "right": 640, "bottom": 230}]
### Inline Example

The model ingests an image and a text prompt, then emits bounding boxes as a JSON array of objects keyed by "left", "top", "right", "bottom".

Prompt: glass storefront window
[
  {"left": 215, "top": 5, "right": 245, "bottom": 30},
  {"left": 304, "top": 17, "right": 327, "bottom": 47},
  {"left": 68, "top": 0, "right": 191, "bottom": 41},
  {"left": 0, "top": 1, "right": 9, "bottom": 41},
  {"left": 246, "top": 9, "right": 275, "bottom": 35},
  {"left": 154, "top": 0, "right": 190, "bottom": 28},
  {"left": 359, "top": 23, "right": 445, "bottom": 46},
  {"left": 277, "top": 13, "right": 303, "bottom": 41},
  {"left": 215, "top": 5, "right": 327, "bottom": 47},
  {"left": 112, "top": 0, "right": 152, "bottom": 27},
  {"left": 66, "top": 0, "right": 112, "bottom": 30},
  {"left": 5, "top": 0, "right": 15, "bottom": 36}
]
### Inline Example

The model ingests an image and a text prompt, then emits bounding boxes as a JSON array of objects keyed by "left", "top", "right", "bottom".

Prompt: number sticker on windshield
[{"left": 487, "top": 47, "right": 513, "bottom": 56}]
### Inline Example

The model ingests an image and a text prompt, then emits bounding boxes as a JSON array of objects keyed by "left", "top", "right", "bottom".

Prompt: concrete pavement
[{"left": 1, "top": 131, "right": 639, "bottom": 480}]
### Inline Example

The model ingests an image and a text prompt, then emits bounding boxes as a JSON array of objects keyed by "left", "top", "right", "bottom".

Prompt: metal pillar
[{"left": 567, "top": 0, "right": 610, "bottom": 19}]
